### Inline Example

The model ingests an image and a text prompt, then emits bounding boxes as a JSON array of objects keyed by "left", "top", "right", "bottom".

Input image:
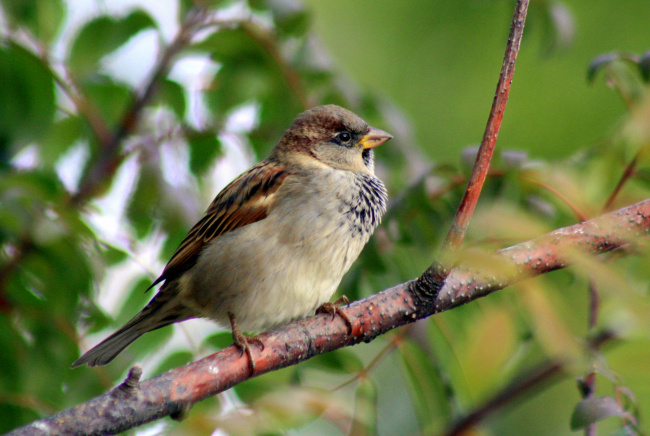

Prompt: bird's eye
[{"left": 338, "top": 131, "right": 352, "bottom": 143}]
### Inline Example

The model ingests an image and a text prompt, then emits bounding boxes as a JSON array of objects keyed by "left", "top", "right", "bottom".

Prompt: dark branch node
[
  {"left": 113, "top": 365, "right": 142, "bottom": 399},
  {"left": 408, "top": 261, "right": 447, "bottom": 310},
  {"left": 170, "top": 404, "right": 192, "bottom": 421}
]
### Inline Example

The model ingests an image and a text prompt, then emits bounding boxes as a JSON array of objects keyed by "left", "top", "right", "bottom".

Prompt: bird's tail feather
[{"left": 72, "top": 284, "right": 193, "bottom": 368}]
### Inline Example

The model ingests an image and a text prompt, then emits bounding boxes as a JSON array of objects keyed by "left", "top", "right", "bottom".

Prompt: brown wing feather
[{"left": 148, "top": 160, "right": 289, "bottom": 289}]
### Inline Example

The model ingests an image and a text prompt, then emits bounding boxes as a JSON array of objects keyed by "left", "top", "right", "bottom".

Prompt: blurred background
[{"left": 1, "top": 0, "right": 649, "bottom": 434}]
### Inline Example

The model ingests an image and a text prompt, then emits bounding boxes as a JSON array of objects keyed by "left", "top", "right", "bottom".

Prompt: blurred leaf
[
  {"left": 587, "top": 52, "right": 637, "bottom": 83},
  {"left": 187, "top": 131, "right": 221, "bottom": 175},
  {"left": 638, "top": 50, "right": 650, "bottom": 83},
  {"left": 218, "top": 387, "right": 346, "bottom": 434},
  {"left": 203, "top": 331, "right": 234, "bottom": 350},
  {"left": 0, "top": 0, "right": 65, "bottom": 44},
  {"left": 350, "top": 377, "right": 377, "bottom": 435},
  {"left": 40, "top": 116, "right": 85, "bottom": 166},
  {"left": 82, "top": 77, "right": 132, "bottom": 128},
  {"left": 535, "top": 1, "right": 575, "bottom": 56},
  {"left": 399, "top": 335, "right": 453, "bottom": 432},
  {"left": 154, "top": 350, "right": 193, "bottom": 374},
  {"left": 0, "top": 43, "right": 56, "bottom": 145},
  {"left": 68, "top": 9, "right": 157, "bottom": 78},
  {"left": 100, "top": 243, "right": 129, "bottom": 266},
  {"left": 193, "top": 27, "right": 265, "bottom": 64},
  {"left": 206, "top": 62, "right": 272, "bottom": 116},
  {"left": 300, "top": 348, "right": 363, "bottom": 374},
  {"left": 127, "top": 159, "right": 162, "bottom": 238},
  {"left": 570, "top": 396, "right": 627, "bottom": 430},
  {"left": 250, "top": 0, "right": 310, "bottom": 36},
  {"left": 178, "top": 0, "right": 224, "bottom": 20},
  {"left": 154, "top": 79, "right": 187, "bottom": 120},
  {"left": 115, "top": 278, "right": 153, "bottom": 327}
]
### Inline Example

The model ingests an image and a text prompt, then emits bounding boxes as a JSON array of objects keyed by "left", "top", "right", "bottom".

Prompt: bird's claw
[
  {"left": 316, "top": 296, "right": 353, "bottom": 335},
  {"left": 229, "top": 312, "right": 264, "bottom": 374}
]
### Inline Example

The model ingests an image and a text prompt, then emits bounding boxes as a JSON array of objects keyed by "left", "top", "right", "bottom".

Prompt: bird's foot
[
  {"left": 316, "top": 296, "right": 353, "bottom": 335},
  {"left": 228, "top": 312, "right": 264, "bottom": 374}
]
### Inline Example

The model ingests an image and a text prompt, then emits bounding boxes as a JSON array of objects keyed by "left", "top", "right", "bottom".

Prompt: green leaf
[
  {"left": 0, "top": 0, "right": 66, "bottom": 44},
  {"left": 586, "top": 52, "right": 638, "bottom": 83},
  {"left": 68, "top": 9, "right": 157, "bottom": 79},
  {"left": 178, "top": 0, "right": 225, "bottom": 20},
  {"left": 250, "top": 0, "right": 310, "bottom": 37},
  {"left": 115, "top": 279, "right": 156, "bottom": 327},
  {"left": 570, "top": 396, "right": 627, "bottom": 430},
  {"left": 587, "top": 53, "right": 619, "bottom": 83},
  {"left": 0, "top": 43, "right": 56, "bottom": 145},
  {"left": 40, "top": 117, "right": 85, "bottom": 166},
  {"left": 154, "top": 350, "right": 193, "bottom": 374},
  {"left": 101, "top": 243, "right": 130, "bottom": 266},
  {"left": 205, "top": 62, "right": 272, "bottom": 116},
  {"left": 534, "top": 1, "right": 574, "bottom": 56},
  {"left": 203, "top": 331, "right": 234, "bottom": 350},
  {"left": 301, "top": 348, "right": 363, "bottom": 374},
  {"left": 82, "top": 76, "right": 132, "bottom": 127},
  {"left": 193, "top": 27, "right": 265, "bottom": 64},
  {"left": 154, "top": 79, "right": 187, "bottom": 120},
  {"left": 638, "top": 50, "right": 650, "bottom": 83},
  {"left": 187, "top": 131, "right": 221, "bottom": 175},
  {"left": 350, "top": 378, "right": 377, "bottom": 436},
  {"left": 126, "top": 161, "right": 162, "bottom": 238},
  {"left": 398, "top": 337, "right": 453, "bottom": 431}
]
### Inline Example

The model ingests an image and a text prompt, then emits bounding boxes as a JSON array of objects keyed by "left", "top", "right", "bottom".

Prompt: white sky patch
[
  {"left": 87, "top": 152, "right": 140, "bottom": 242},
  {"left": 55, "top": 141, "right": 89, "bottom": 193},
  {"left": 56, "top": 0, "right": 179, "bottom": 58},
  {"left": 207, "top": 104, "right": 260, "bottom": 199},
  {"left": 160, "top": 138, "right": 193, "bottom": 189},
  {"left": 135, "top": 421, "right": 168, "bottom": 436},
  {"left": 102, "top": 29, "right": 160, "bottom": 88},
  {"left": 10, "top": 145, "right": 40, "bottom": 170},
  {"left": 169, "top": 56, "right": 221, "bottom": 128},
  {"left": 225, "top": 101, "right": 260, "bottom": 133},
  {"left": 95, "top": 229, "right": 166, "bottom": 315}
]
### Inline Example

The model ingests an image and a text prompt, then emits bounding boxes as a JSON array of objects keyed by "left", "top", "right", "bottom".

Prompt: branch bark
[{"left": 9, "top": 199, "right": 650, "bottom": 436}]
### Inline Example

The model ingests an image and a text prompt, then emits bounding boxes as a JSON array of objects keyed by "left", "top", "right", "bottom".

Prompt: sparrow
[{"left": 72, "top": 104, "right": 391, "bottom": 370}]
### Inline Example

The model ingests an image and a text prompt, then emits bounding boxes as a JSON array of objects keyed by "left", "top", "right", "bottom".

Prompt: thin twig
[
  {"left": 521, "top": 175, "right": 588, "bottom": 222},
  {"left": 604, "top": 152, "right": 639, "bottom": 211},
  {"left": 442, "top": 0, "right": 530, "bottom": 253}
]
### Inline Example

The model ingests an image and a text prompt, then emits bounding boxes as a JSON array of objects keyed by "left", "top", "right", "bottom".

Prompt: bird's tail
[{"left": 71, "top": 284, "right": 194, "bottom": 368}]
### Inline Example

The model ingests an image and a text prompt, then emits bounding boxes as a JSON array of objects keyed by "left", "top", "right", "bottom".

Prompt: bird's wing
[{"left": 149, "top": 160, "right": 289, "bottom": 289}]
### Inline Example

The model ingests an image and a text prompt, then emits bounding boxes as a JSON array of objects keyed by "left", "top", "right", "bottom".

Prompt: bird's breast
[{"left": 186, "top": 169, "right": 387, "bottom": 332}]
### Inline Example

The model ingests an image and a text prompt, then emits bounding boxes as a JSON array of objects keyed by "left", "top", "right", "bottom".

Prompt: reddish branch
[
  {"left": 9, "top": 199, "right": 650, "bottom": 436},
  {"left": 442, "top": 0, "right": 530, "bottom": 252}
]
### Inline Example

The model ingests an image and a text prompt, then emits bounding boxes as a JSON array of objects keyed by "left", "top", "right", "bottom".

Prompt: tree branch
[{"left": 9, "top": 199, "right": 650, "bottom": 436}]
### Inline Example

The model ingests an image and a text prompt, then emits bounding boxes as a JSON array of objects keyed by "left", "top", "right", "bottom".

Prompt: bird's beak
[{"left": 359, "top": 127, "right": 393, "bottom": 149}]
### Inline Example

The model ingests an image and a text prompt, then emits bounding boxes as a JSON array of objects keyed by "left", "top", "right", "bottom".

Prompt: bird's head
[{"left": 272, "top": 105, "right": 392, "bottom": 174}]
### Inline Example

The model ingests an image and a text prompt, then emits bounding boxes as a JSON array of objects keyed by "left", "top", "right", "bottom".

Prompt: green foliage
[
  {"left": 1, "top": 0, "right": 650, "bottom": 435},
  {"left": 68, "top": 9, "right": 157, "bottom": 79},
  {"left": 0, "top": 0, "right": 65, "bottom": 44},
  {"left": 0, "top": 43, "right": 56, "bottom": 147}
]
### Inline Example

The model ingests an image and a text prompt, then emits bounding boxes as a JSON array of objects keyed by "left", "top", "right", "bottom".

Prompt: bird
[{"left": 72, "top": 104, "right": 391, "bottom": 371}]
